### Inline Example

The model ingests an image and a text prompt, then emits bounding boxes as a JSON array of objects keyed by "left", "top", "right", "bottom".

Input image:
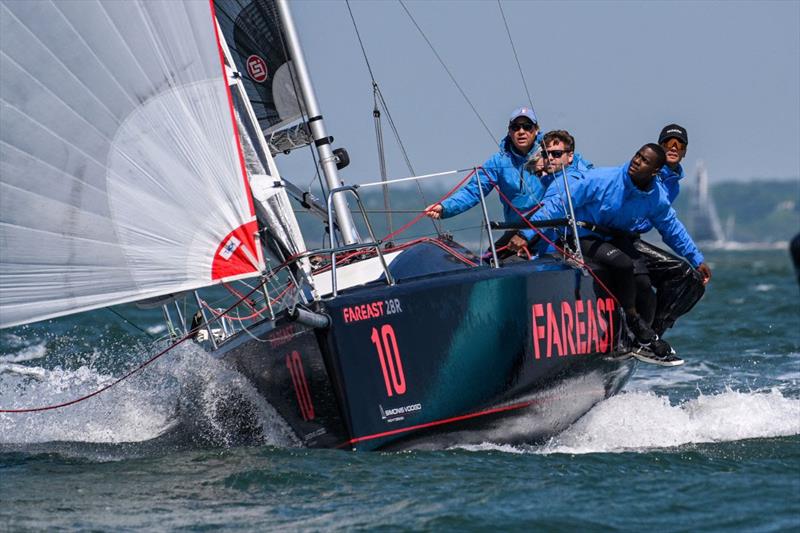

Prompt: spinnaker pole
[{"left": 276, "top": 0, "right": 360, "bottom": 245}]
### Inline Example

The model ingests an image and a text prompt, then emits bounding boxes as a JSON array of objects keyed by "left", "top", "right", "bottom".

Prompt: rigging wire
[
  {"left": 344, "top": 0, "right": 441, "bottom": 236},
  {"left": 496, "top": 0, "right": 534, "bottom": 109},
  {"left": 105, "top": 307, "right": 155, "bottom": 339},
  {"left": 397, "top": 0, "right": 495, "bottom": 143}
]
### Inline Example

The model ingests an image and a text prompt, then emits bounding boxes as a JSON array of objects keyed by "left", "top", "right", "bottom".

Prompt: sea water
[{"left": 1, "top": 249, "right": 798, "bottom": 531}]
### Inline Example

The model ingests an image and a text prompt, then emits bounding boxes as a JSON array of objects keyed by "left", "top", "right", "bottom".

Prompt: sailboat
[
  {"left": 688, "top": 162, "right": 727, "bottom": 247},
  {"left": 0, "top": 0, "right": 636, "bottom": 450}
]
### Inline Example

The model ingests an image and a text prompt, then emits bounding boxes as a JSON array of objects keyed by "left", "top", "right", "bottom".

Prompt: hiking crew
[
  {"left": 518, "top": 144, "right": 711, "bottom": 365},
  {"left": 631, "top": 124, "right": 707, "bottom": 336}
]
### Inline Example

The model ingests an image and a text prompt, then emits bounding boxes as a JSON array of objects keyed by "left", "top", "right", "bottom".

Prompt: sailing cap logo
[
  {"left": 658, "top": 123, "right": 688, "bottom": 145},
  {"left": 246, "top": 55, "right": 268, "bottom": 83},
  {"left": 509, "top": 105, "right": 538, "bottom": 125}
]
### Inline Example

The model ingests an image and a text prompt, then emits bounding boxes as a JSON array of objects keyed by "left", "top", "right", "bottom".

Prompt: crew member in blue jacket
[
  {"left": 424, "top": 106, "right": 545, "bottom": 223},
  {"left": 516, "top": 144, "right": 712, "bottom": 365},
  {"left": 506, "top": 130, "right": 587, "bottom": 256},
  {"left": 632, "top": 124, "right": 688, "bottom": 233},
  {"left": 631, "top": 124, "right": 706, "bottom": 336},
  {"left": 657, "top": 123, "right": 688, "bottom": 203}
]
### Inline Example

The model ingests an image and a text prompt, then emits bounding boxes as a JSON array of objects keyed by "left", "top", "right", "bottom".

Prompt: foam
[
  {"left": 454, "top": 442, "right": 526, "bottom": 454},
  {"left": 146, "top": 324, "right": 167, "bottom": 335},
  {"left": 538, "top": 388, "right": 800, "bottom": 454},
  {"left": 0, "top": 342, "right": 298, "bottom": 448},
  {"left": 0, "top": 342, "right": 47, "bottom": 363}
]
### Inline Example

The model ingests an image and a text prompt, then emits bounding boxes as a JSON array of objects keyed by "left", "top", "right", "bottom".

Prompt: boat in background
[
  {"left": 0, "top": 0, "right": 636, "bottom": 450},
  {"left": 686, "top": 162, "right": 789, "bottom": 251},
  {"left": 688, "top": 162, "right": 727, "bottom": 247}
]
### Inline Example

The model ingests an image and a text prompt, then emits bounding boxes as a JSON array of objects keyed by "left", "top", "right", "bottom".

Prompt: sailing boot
[{"left": 628, "top": 315, "right": 684, "bottom": 367}]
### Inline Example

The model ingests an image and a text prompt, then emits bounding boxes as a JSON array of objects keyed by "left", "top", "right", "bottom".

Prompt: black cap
[{"left": 658, "top": 124, "right": 688, "bottom": 145}]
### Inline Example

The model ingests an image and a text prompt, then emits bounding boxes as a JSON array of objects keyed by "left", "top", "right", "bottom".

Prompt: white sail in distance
[{"left": 0, "top": 0, "right": 264, "bottom": 328}]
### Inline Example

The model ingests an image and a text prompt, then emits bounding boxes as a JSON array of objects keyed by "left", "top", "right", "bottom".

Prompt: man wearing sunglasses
[
  {"left": 507, "top": 130, "right": 583, "bottom": 254},
  {"left": 424, "top": 106, "right": 545, "bottom": 223},
  {"left": 630, "top": 124, "right": 707, "bottom": 338},
  {"left": 656, "top": 124, "right": 688, "bottom": 203},
  {"left": 518, "top": 143, "right": 712, "bottom": 366}
]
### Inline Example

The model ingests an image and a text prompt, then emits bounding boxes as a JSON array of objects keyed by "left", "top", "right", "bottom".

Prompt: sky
[{"left": 277, "top": 0, "right": 800, "bottom": 188}]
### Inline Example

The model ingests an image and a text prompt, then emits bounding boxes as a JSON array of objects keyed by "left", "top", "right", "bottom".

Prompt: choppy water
[{"left": 2, "top": 249, "right": 799, "bottom": 531}]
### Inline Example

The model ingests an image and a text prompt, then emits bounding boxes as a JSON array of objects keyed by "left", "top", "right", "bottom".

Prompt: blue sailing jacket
[
  {"left": 521, "top": 163, "right": 704, "bottom": 267},
  {"left": 440, "top": 134, "right": 545, "bottom": 223},
  {"left": 631, "top": 163, "right": 684, "bottom": 233},
  {"left": 572, "top": 152, "right": 595, "bottom": 174}
]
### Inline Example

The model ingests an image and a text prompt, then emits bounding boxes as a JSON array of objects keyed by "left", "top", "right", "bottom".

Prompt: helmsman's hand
[
  {"left": 424, "top": 203, "right": 443, "bottom": 219},
  {"left": 697, "top": 263, "right": 712, "bottom": 285},
  {"left": 508, "top": 234, "right": 530, "bottom": 257}
]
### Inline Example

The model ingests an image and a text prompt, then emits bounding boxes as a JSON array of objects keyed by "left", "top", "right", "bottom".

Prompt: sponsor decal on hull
[
  {"left": 342, "top": 298, "right": 402, "bottom": 323},
  {"left": 379, "top": 402, "right": 423, "bottom": 423},
  {"left": 268, "top": 324, "right": 297, "bottom": 347},
  {"left": 531, "top": 297, "right": 616, "bottom": 359}
]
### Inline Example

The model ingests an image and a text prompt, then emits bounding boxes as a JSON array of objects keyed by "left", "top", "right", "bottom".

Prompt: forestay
[{"left": 0, "top": 0, "right": 264, "bottom": 328}]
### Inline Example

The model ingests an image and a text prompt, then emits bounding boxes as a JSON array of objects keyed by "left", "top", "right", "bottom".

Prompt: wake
[{"left": 459, "top": 389, "right": 800, "bottom": 455}]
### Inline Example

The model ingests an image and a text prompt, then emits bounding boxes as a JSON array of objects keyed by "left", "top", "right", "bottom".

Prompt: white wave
[
  {"left": 454, "top": 442, "right": 526, "bottom": 454},
  {"left": 0, "top": 342, "right": 47, "bottom": 363},
  {"left": 538, "top": 388, "right": 800, "bottom": 454},
  {"left": 1, "top": 332, "right": 25, "bottom": 348},
  {"left": 753, "top": 283, "right": 775, "bottom": 292},
  {"left": 0, "top": 343, "right": 298, "bottom": 448},
  {"left": 146, "top": 324, "right": 166, "bottom": 335},
  {"left": 777, "top": 371, "right": 800, "bottom": 382},
  {"left": 0, "top": 362, "right": 47, "bottom": 380}
]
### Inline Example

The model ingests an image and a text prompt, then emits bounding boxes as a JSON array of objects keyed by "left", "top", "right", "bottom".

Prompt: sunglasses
[
  {"left": 509, "top": 122, "right": 536, "bottom": 132},
  {"left": 661, "top": 138, "right": 686, "bottom": 151},
  {"left": 544, "top": 149, "right": 570, "bottom": 159}
]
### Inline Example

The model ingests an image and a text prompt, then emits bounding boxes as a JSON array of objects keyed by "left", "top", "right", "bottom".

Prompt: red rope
[
  {"left": 204, "top": 281, "right": 295, "bottom": 322},
  {"left": 223, "top": 282, "right": 259, "bottom": 312}
]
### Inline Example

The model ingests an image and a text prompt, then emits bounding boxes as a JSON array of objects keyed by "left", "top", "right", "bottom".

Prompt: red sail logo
[{"left": 246, "top": 55, "right": 268, "bottom": 83}]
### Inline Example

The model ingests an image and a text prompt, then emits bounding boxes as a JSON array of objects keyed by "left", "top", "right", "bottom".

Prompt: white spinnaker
[{"left": 0, "top": 0, "right": 263, "bottom": 328}]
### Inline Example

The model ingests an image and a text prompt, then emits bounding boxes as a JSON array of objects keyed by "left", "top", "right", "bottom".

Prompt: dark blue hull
[{"left": 218, "top": 241, "right": 636, "bottom": 450}]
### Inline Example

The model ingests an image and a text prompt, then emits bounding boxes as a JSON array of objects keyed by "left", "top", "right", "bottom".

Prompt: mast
[{"left": 276, "top": 0, "right": 360, "bottom": 245}]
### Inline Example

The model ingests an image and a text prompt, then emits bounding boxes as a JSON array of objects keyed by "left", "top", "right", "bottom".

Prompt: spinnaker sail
[{"left": 0, "top": 0, "right": 263, "bottom": 328}]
